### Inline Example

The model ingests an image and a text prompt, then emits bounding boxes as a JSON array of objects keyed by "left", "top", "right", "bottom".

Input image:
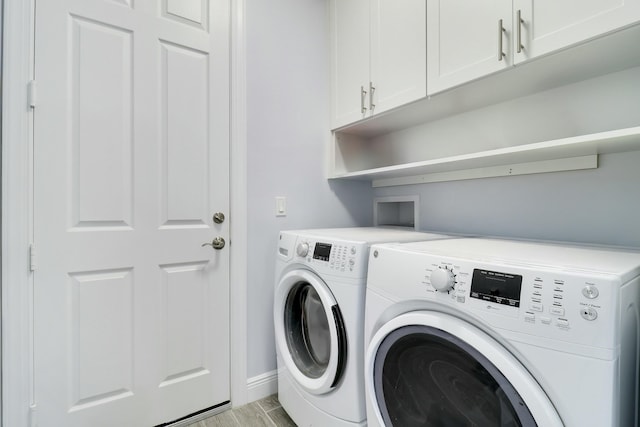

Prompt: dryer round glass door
[
  {"left": 365, "top": 312, "right": 563, "bottom": 427},
  {"left": 274, "top": 269, "right": 347, "bottom": 395}
]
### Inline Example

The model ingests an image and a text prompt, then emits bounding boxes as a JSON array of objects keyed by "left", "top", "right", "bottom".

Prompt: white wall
[{"left": 245, "top": 0, "right": 373, "bottom": 378}]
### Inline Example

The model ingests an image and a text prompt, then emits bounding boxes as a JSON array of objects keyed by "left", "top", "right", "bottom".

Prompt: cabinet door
[
  {"left": 370, "top": 0, "right": 427, "bottom": 115},
  {"left": 514, "top": 0, "right": 640, "bottom": 64},
  {"left": 427, "top": 0, "right": 513, "bottom": 95},
  {"left": 330, "top": 0, "right": 371, "bottom": 129}
]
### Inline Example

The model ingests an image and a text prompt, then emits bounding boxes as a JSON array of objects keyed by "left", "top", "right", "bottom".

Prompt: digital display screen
[
  {"left": 470, "top": 269, "right": 522, "bottom": 307},
  {"left": 313, "top": 242, "right": 332, "bottom": 262}
]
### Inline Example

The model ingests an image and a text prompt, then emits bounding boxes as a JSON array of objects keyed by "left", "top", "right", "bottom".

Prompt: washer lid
[
  {"left": 281, "top": 227, "right": 451, "bottom": 245},
  {"left": 387, "top": 238, "right": 640, "bottom": 281}
]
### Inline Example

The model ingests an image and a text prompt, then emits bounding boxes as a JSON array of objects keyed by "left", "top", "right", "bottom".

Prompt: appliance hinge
[
  {"left": 29, "top": 405, "right": 37, "bottom": 427},
  {"left": 29, "top": 244, "right": 37, "bottom": 272},
  {"left": 28, "top": 80, "right": 37, "bottom": 108}
]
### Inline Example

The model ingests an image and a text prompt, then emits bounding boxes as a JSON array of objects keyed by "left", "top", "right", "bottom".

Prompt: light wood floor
[{"left": 187, "top": 395, "right": 296, "bottom": 427}]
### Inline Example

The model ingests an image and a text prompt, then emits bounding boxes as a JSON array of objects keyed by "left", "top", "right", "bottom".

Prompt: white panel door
[
  {"left": 370, "top": 0, "right": 426, "bottom": 115},
  {"left": 514, "top": 0, "right": 640, "bottom": 64},
  {"left": 427, "top": 0, "right": 513, "bottom": 95},
  {"left": 330, "top": 0, "right": 370, "bottom": 129},
  {"left": 33, "top": 0, "right": 230, "bottom": 426}
]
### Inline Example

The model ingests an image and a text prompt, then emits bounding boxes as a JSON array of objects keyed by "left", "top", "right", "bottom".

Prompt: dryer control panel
[{"left": 293, "top": 238, "right": 369, "bottom": 279}]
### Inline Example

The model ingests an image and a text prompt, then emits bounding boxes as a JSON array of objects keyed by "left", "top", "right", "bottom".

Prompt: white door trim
[
  {"left": 2, "top": 1, "right": 35, "bottom": 426},
  {"left": 229, "top": 0, "right": 249, "bottom": 408},
  {"left": 1, "top": 1, "right": 249, "bottom": 425}
]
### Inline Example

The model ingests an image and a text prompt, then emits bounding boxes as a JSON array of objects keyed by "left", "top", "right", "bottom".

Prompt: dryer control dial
[
  {"left": 296, "top": 242, "right": 309, "bottom": 257},
  {"left": 430, "top": 267, "right": 455, "bottom": 292}
]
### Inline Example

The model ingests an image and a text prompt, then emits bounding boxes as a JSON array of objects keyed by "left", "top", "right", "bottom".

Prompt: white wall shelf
[{"left": 330, "top": 127, "right": 640, "bottom": 187}]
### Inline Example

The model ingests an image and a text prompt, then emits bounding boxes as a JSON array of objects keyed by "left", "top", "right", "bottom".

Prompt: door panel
[
  {"left": 71, "top": 16, "right": 134, "bottom": 229},
  {"left": 70, "top": 268, "right": 134, "bottom": 410},
  {"left": 160, "top": 42, "right": 210, "bottom": 226},
  {"left": 159, "top": 261, "right": 209, "bottom": 383},
  {"left": 33, "top": 0, "right": 230, "bottom": 425}
]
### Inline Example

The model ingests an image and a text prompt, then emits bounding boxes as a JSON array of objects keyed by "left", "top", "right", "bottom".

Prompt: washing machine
[
  {"left": 274, "top": 228, "right": 454, "bottom": 427},
  {"left": 364, "top": 238, "right": 640, "bottom": 427}
]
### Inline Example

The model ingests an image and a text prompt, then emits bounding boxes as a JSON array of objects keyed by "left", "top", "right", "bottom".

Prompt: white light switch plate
[{"left": 276, "top": 196, "right": 286, "bottom": 217}]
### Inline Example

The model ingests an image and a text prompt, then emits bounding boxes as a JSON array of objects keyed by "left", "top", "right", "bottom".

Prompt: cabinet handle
[
  {"left": 369, "top": 82, "right": 376, "bottom": 112},
  {"left": 516, "top": 10, "right": 524, "bottom": 53},
  {"left": 497, "top": 19, "right": 506, "bottom": 61},
  {"left": 360, "top": 86, "right": 367, "bottom": 114}
]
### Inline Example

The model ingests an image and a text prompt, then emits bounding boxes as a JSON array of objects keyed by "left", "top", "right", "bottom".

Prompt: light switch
[{"left": 276, "top": 196, "right": 286, "bottom": 217}]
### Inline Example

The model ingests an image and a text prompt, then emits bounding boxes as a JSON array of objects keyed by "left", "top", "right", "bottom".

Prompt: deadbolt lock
[{"left": 213, "top": 212, "right": 225, "bottom": 224}]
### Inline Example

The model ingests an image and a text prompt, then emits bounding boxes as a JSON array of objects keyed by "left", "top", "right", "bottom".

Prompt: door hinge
[
  {"left": 29, "top": 405, "right": 37, "bottom": 427},
  {"left": 28, "top": 80, "right": 37, "bottom": 108},
  {"left": 29, "top": 244, "right": 37, "bottom": 272}
]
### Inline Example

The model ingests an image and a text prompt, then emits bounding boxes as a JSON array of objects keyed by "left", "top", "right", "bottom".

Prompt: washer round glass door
[
  {"left": 365, "top": 312, "right": 563, "bottom": 427},
  {"left": 274, "top": 269, "right": 347, "bottom": 395}
]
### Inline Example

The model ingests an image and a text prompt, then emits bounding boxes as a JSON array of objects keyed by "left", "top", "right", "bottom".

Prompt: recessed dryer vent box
[{"left": 374, "top": 196, "right": 419, "bottom": 230}]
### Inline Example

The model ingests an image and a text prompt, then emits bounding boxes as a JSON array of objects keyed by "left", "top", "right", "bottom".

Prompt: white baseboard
[{"left": 245, "top": 370, "right": 278, "bottom": 404}]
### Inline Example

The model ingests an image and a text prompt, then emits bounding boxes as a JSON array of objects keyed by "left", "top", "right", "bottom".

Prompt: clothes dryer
[
  {"left": 365, "top": 238, "right": 640, "bottom": 427},
  {"left": 274, "top": 228, "right": 453, "bottom": 426}
]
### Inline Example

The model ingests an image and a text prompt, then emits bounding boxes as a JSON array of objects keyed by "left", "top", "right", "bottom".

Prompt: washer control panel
[{"left": 368, "top": 248, "right": 619, "bottom": 349}]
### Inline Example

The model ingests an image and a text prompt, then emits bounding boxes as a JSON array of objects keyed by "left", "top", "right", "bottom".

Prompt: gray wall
[
  {"left": 372, "top": 66, "right": 640, "bottom": 248},
  {"left": 244, "top": 0, "right": 640, "bottom": 381},
  {"left": 246, "top": 0, "right": 373, "bottom": 378},
  {"left": 375, "top": 149, "right": 640, "bottom": 248}
]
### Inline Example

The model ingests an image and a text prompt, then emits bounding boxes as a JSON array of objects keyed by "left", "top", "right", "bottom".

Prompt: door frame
[{"left": 0, "top": 0, "right": 249, "bottom": 425}]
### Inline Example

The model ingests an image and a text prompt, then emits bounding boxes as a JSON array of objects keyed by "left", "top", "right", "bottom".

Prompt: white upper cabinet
[
  {"left": 427, "top": 0, "right": 513, "bottom": 95},
  {"left": 330, "top": 0, "right": 426, "bottom": 129},
  {"left": 370, "top": 1, "right": 427, "bottom": 119},
  {"left": 427, "top": 0, "right": 640, "bottom": 95},
  {"left": 330, "top": 0, "right": 370, "bottom": 128},
  {"left": 514, "top": 0, "right": 640, "bottom": 64}
]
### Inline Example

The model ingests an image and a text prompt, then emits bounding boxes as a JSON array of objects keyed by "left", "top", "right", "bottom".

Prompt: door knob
[
  {"left": 213, "top": 212, "right": 225, "bottom": 224},
  {"left": 202, "top": 237, "right": 225, "bottom": 250}
]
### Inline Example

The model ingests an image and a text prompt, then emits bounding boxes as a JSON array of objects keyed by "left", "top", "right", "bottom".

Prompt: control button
[
  {"left": 350, "top": 246, "right": 356, "bottom": 255},
  {"left": 430, "top": 267, "right": 455, "bottom": 292},
  {"left": 580, "top": 307, "right": 598, "bottom": 321},
  {"left": 582, "top": 285, "right": 599, "bottom": 299},
  {"left": 541, "top": 317, "right": 552, "bottom": 325},
  {"left": 524, "top": 312, "right": 535, "bottom": 323},
  {"left": 532, "top": 291, "right": 542, "bottom": 297},
  {"left": 557, "top": 318, "right": 569, "bottom": 327},
  {"left": 348, "top": 259, "right": 355, "bottom": 266},
  {"left": 530, "top": 302, "right": 543, "bottom": 312},
  {"left": 531, "top": 297, "right": 542, "bottom": 303},
  {"left": 296, "top": 242, "right": 309, "bottom": 257},
  {"left": 550, "top": 307, "right": 565, "bottom": 316},
  {"left": 456, "top": 295, "right": 466, "bottom": 303}
]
